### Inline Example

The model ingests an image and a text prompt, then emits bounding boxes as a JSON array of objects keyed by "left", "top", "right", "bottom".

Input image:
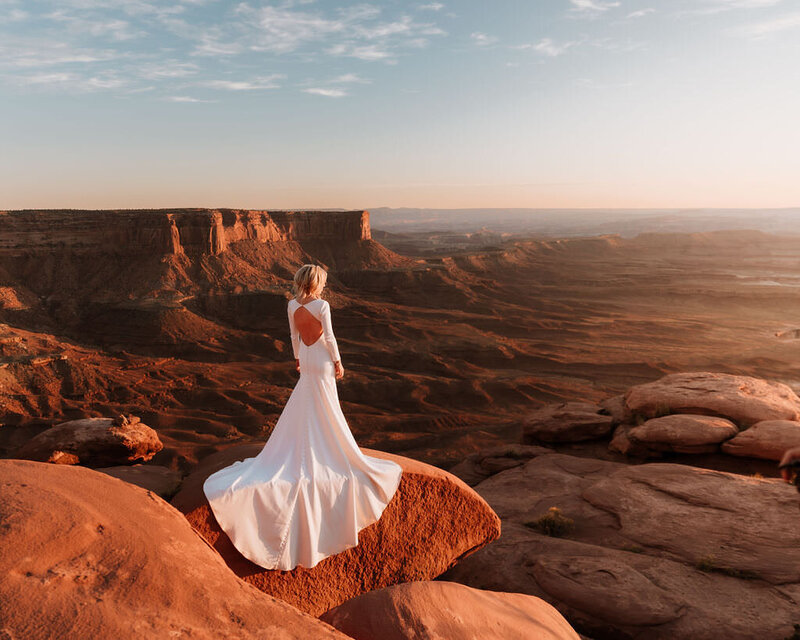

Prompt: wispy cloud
[
  {"left": 513, "top": 38, "right": 577, "bottom": 57},
  {"left": 166, "top": 95, "right": 213, "bottom": 103},
  {"left": 627, "top": 8, "right": 655, "bottom": 18},
  {"left": 330, "top": 73, "right": 370, "bottom": 83},
  {"left": 569, "top": 0, "right": 620, "bottom": 16},
  {"left": 470, "top": 31, "right": 497, "bottom": 46},
  {"left": 202, "top": 74, "right": 285, "bottom": 90},
  {"left": 418, "top": 2, "right": 444, "bottom": 10},
  {"left": 303, "top": 87, "right": 347, "bottom": 97},
  {"left": 733, "top": 10, "right": 800, "bottom": 37}
]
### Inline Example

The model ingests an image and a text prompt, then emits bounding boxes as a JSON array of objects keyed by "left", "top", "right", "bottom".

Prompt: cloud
[
  {"left": 330, "top": 72, "right": 370, "bottom": 83},
  {"left": 166, "top": 95, "right": 213, "bottom": 102},
  {"left": 326, "top": 42, "right": 393, "bottom": 60},
  {"left": 202, "top": 74, "right": 285, "bottom": 90},
  {"left": 569, "top": 0, "right": 620, "bottom": 16},
  {"left": 303, "top": 87, "right": 347, "bottom": 97},
  {"left": 138, "top": 61, "right": 199, "bottom": 79},
  {"left": 733, "top": 11, "right": 800, "bottom": 37},
  {"left": 418, "top": 2, "right": 444, "bottom": 10},
  {"left": 470, "top": 31, "right": 497, "bottom": 46},
  {"left": 627, "top": 8, "right": 655, "bottom": 18},
  {"left": 513, "top": 38, "right": 577, "bottom": 57}
]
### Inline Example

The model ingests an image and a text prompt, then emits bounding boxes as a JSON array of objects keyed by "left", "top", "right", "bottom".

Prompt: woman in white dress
[{"left": 203, "top": 264, "right": 403, "bottom": 571}]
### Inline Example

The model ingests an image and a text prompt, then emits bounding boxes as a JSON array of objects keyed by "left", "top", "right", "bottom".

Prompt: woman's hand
[
  {"left": 334, "top": 361, "right": 344, "bottom": 380},
  {"left": 295, "top": 358, "right": 300, "bottom": 373}
]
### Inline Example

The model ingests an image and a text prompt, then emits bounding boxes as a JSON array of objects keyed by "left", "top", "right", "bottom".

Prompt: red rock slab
[
  {"left": 627, "top": 414, "right": 738, "bottom": 454},
  {"left": 522, "top": 402, "right": 615, "bottom": 443},
  {"left": 12, "top": 417, "right": 162, "bottom": 467},
  {"left": 319, "top": 580, "right": 580, "bottom": 640},
  {"left": 721, "top": 419, "right": 800, "bottom": 461},
  {"left": 0, "top": 459, "right": 349, "bottom": 640},
  {"left": 624, "top": 372, "right": 800, "bottom": 427},
  {"left": 171, "top": 443, "right": 501, "bottom": 616}
]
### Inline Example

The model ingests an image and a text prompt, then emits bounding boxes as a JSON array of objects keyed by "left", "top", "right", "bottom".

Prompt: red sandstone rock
[
  {"left": 721, "top": 419, "right": 800, "bottom": 461},
  {"left": 627, "top": 414, "right": 739, "bottom": 454},
  {"left": 441, "top": 453, "right": 800, "bottom": 639},
  {"left": 171, "top": 443, "right": 502, "bottom": 616},
  {"left": 319, "top": 580, "right": 580, "bottom": 640},
  {"left": 522, "top": 402, "right": 615, "bottom": 443},
  {"left": 624, "top": 372, "right": 800, "bottom": 427},
  {"left": 13, "top": 417, "right": 162, "bottom": 467},
  {"left": 448, "top": 443, "right": 555, "bottom": 486},
  {"left": 0, "top": 459, "right": 349, "bottom": 640}
]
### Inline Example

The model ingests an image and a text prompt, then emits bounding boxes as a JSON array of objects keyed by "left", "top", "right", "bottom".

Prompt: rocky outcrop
[
  {"left": 0, "top": 459, "right": 349, "bottom": 640},
  {"left": 0, "top": 209, "right": 371, "bottom": 257},
  {"left": 319, "top": 580, "right": 580, "bottom": 640},
  {"left": 171, "top": 443, "right": 501, "bottom": 616},
  {"left": 443, "top": 452, "right": 800, "bottom": 639},
  {"left": 448, "top": 443, "right": 555, "bottom": 486},
  {"left": 721, "top": 419, "right": 800, "bottom": 461},
  {"left": 12, "top": 416, "right": 162, "bottom": 467},
  {"left": 626, "top": 414, "right": 739, "bottom": 454},
  {"left": 624, "top": 372, "right": 800, "bottom": 426},
  {"left": 522, "top": 402, "right": 615, "bottom": 443}
]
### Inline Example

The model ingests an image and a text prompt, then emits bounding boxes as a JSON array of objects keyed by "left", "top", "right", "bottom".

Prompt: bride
[{"left": 203, "top": 264, "right": 403, "bottom": 571}]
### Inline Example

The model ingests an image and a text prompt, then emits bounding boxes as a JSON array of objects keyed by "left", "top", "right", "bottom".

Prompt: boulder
[
  {"left": 627, "top": 414, "right": 739, "bottom": 454},
  {"left": 441, "top": 453, "right": 800, "bottom": 639},
  {"left": 96, "top": 464, "right": 183, "bottom": 499},
  {"left": 522, "top": 402, "right": 615, "bottom": 443},
  {"left": 448, "top": 443, "right": 554, "bottom": 486},
  {"left": 624, "top": 372, "right": 800, "bottom": 427},
  {"left": 171, "top": 444, "right": 501, "bottom": 616},
  {"left": 12, "top": 416, "right": 162, "bottom": 467},
  {"left": 599, "top": 394, "right": 630, "bottom": 424},
  {"left": 0, "top": 459, "right": 349, "bottom": 640},
  {"left": 721, "top": 420, "right": 800, "bottom": 461},
  {"left": 319, "top": 580, "right": 580, "bottom": 640}
]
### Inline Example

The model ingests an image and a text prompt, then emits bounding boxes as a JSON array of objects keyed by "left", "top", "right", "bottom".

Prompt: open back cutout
[{"left": 294, "top": 305, "right": 323, "bottom": 347}]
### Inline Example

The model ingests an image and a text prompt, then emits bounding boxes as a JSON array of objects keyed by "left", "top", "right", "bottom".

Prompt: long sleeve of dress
[
  {"left": 320, "top": 301, "right": 341, "bottom": 363},
  {"left": 287, "top": 302, "right": 300, "bottom": 359}
]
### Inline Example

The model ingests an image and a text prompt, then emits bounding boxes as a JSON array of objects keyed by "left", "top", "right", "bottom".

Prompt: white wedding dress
[{"left": 203, "top": 297, "right": 403, "bottom": 571}]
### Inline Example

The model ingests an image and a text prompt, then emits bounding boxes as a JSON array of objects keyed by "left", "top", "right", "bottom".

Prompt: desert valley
[{"left": 2, "top": 208, "right": 800, "bottom": 639}]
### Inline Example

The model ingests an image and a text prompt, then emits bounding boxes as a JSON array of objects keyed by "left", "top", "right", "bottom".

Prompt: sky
[{"left": 1, "top": 0, "right": 799, "bottom": 210}]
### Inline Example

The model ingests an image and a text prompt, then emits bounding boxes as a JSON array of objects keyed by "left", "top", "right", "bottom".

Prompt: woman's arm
[
  {"left": 287, "top": 303, "right": 300, "bottom": 360},
  {"left": 320, "top": 300, "right": 342, "bottom": 363}
]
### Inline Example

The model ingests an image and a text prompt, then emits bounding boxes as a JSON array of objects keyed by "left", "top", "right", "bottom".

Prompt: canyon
[{"left": 3, "top": 208, "right": 800, "bottom": 638}]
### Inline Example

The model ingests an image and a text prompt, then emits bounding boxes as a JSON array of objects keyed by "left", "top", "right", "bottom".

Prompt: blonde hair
[{"left": 292, "top": 264, "right": 328, "bottom": 298}]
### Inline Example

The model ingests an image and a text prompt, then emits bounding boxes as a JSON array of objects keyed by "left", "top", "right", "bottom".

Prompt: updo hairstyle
[{"left": 292, "top": 264, "right": 328, "bottom": 298}]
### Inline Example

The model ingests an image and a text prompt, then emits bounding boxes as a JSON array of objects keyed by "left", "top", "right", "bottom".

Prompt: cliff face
[{"left": 0, "top": 209, "right": 371, "bottom": 256}]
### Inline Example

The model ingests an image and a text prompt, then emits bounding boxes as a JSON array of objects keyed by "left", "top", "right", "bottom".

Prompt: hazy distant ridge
[{"left": 369, "top": 207, "right": 800, "bottom": 237}]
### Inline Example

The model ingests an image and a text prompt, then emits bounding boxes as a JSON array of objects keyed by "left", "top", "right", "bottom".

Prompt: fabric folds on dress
[{"left": 203, "top": 298, "right": 403, "bottom": 571}]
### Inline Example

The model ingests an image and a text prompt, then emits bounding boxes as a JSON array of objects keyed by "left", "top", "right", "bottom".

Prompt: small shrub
[
  {"left": 524, "top": 507, "right": 575, "bottom": 538},
  {"left": 696, "top": 554, "right": 717, "bottom": 572}
]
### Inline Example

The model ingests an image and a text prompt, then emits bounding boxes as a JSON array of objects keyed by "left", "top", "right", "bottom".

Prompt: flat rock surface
[
  {"left": 627, "top": 414, "right": 739, "bottom": 454},
  {"left": 721, "top": 419, "right": 800, "bottom": 461},
  {"left": 12, "top": 417, "right": 162, "bottom": 467},
  {"left": 171, "top": 443, "right": 501, "bottom": 616},
  {"left": 624, "top": 372, "right": 800, "bottom": 427},
  {"left": 0, "top": 459, "right": 349, "bottom": 640},
  {"left": 441, "top": 453, "right": 800, "bottom": 639},
  {"left": 523, "top": 402, "right": 615, "bottom": 443},
  {"left": 96, "top": 463, "right": 183, "bottom": 499},
  {"left": 320, "top": 580, "right": 580, "bottom": 640}
]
